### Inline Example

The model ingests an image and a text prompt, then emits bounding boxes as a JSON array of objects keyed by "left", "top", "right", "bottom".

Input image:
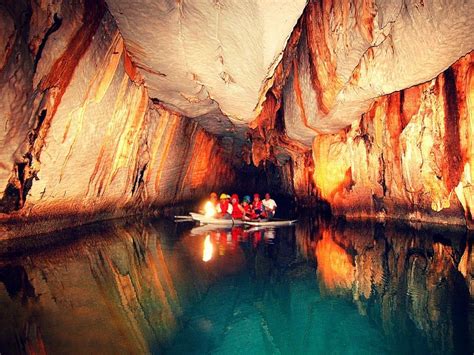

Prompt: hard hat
[
  {"left": 253, "top": 193, "right": 260, "bottom": 198},
  {"left": 231, "top": 193, "right": 239, "bottom": 201},
  {"left": 243, "top": 195, "right": 251, "bottom": 203},
  {"left": 220, "top": 193, "right": 228, "bottom": 199}
]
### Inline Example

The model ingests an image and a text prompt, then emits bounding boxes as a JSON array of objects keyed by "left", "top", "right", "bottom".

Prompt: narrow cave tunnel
[{"left": 0, "top": 0, "right": 473, "bottom": 354}]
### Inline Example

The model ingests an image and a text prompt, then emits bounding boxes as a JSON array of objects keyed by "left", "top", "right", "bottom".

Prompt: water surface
[{"left": 0, "top": 216, "right": 472, "bottom": 354}]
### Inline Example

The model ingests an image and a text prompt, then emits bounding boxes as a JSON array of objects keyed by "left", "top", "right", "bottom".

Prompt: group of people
[{"left": 204, "top": 192, "right": 277, "bottom": 220}]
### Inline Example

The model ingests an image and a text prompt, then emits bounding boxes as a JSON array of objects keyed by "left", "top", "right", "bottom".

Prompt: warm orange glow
[
  {"left": 315, "top": 232, "right": 354, "bottom": 292},
  {"left": 204, "top": 201, "right": 216, "bottom": 217},
  {"left": 202, "top": 234, "right": 213, "bottom": 262},
  {"left": 312, "top": 133, "right": 352, "bottom": 200}
]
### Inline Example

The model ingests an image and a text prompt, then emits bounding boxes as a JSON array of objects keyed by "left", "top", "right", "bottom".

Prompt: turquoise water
[{"left": 0, "top": 216, "right": 472, "bottom": 354}]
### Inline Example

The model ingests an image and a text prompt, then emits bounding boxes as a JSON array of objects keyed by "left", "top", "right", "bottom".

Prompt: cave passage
[
  {"left": 0, "top": 0, "right": 473, "bottom": 232},
  {"left": 1, "top": 0, "right": 474, "bottom": 353},
  {"left": 0, "top": 216, "right": 471, "bottom": 354}
]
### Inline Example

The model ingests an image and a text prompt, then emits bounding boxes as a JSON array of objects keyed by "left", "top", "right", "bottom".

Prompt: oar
[{"left": 174, "top": 215, "right": 192, "bottom": 219}]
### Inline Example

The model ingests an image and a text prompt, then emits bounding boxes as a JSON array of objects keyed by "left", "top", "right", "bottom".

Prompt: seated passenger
[
  {"left": 241, "top": 195, "right": 253, "bottom": 220},
  {"left": 252, "top": 193, "right": 266, "bottom": 219},
  {"left": 262, "top": 193, "right": 277, "bottom": 218},
  {"left": 216, "top": 193, "right": 233, "bottom": 219},
  {"left": 230, "top": 194, "right": 245, "bottom": 219},
  {"left": 209, "top": 192, "right": 218, "bottom": 206}
]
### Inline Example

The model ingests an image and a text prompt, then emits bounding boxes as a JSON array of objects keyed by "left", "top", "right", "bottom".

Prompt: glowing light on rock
[
  {"left": 202, "top": 234, "right": 213, "bottom": 262},
  {"left": 312, "top": 133, "right": 352, "bottom": 200}
]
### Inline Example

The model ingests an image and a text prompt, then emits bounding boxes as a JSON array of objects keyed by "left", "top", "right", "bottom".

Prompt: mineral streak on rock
[
  {"left": 280, "top": 0, "right": 474, "bottom": 135},
  {"left": 1, "top": 0, "right": 474, "bottom": 232},
  {"left": 310, "top": 53, "right": 474, "bottom": 226},
  {"left": 0, "top": 1, "right": 238, "bottom": 233}
]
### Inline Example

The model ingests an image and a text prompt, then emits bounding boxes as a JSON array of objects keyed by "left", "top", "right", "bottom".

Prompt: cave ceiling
[
  {"left": 106, "top": 0, "right": 307, "bottom": 131},
  {"left": 106, "top": 0, "right": 474, "bottom": 142}
]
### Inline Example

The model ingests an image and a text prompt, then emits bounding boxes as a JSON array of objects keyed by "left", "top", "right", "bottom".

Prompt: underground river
[{"left": 0, "top": 216, "right": 472, "bottom": 354}]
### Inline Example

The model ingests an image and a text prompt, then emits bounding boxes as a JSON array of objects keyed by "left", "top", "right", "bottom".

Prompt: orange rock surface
[
  {"left": 0, "top": 1, "right": 237, "bottom": 235},
  {"left": 1, "top": 0, "right": 474, "bottom": 233},
  {"left": 310, "top": 53, "right": 474, "bottom": 226}
]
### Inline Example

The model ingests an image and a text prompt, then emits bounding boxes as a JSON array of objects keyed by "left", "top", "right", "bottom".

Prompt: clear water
[{"left": 0, "top": 216, "right": 472, "bottom": 354}]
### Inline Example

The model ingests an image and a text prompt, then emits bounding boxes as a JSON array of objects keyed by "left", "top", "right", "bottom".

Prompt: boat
[
  {"left": 244, "top": 219, "right": 297, "bottom": 226},
  {"left": 189, "top": 213, "right": 296, "bottom": 227},
  {"left": 189, "top": 212, "right": 245, "bottom": 226}
]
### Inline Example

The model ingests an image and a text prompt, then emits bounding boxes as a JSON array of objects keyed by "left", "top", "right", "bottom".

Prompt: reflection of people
[
  {"left": 264, "top": 228, "right": 276, "bottom": 243},
  {"left": 216, "top": 194, "right": 233, "bottom": 219},
  {"left": 262, "top": 193, "right": 277, "bottom": 218}
]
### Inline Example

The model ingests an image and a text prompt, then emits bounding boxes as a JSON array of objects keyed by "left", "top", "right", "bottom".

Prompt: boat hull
[
  {"left": 189, "top": 213, "right": 296, "bottom": 227},
  {"left": 189, "top": 213, "right": 245, "bottom": 226},
  {"left": 244, "top": 220, "right": 297, "bottom": 226}
]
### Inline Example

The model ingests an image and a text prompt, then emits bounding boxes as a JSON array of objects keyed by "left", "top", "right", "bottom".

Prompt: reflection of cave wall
[
  {"left": 0, "top": 218, "right": 229, "bottom": 354},
  {"left": 0, "top": 1, "right": 237, "bottom": 231},
  {"left": 296, "top": 219, "right": 471, "bottom": 355}
]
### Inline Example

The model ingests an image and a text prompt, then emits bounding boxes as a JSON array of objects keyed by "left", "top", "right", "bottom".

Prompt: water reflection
[
  {"left": 202, "top": 235, "right": 214, "bottom": 262},
  {"left": 0, "top": 217, "right": 472, "bottom": 354},
  {"left": 295, "top": 217, "right": 472, "bottom": 355}
]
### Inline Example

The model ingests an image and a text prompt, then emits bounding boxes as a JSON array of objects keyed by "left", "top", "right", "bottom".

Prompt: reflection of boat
[
  {"left": 189, "top": 213, "right": 245, "bottom": 226},
  {"left": 190, "top": 224, "right": 231, "bottom": 235},
  {"left": 245, "top": 219, "right": 297, "bottom": 226}
]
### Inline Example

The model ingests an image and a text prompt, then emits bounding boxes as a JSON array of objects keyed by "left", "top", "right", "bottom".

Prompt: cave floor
[{"left": 0, "top": 215, "right": 472, "bottom": 354}]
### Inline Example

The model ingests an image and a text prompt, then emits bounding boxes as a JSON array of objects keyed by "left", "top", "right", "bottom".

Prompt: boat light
[{"left": 204, "top": 201, "right": 216, "bottom": 217}]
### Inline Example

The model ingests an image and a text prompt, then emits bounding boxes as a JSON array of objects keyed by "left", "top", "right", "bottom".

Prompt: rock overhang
[
  {"left": 106, "top": 0, "right": 308, "bottom": 123},
  {"left": 106, "top": 0, "right": 474, "bottom": 146}
]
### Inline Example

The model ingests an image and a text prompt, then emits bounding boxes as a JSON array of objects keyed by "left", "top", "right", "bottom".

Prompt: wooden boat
[{"left": 189, "top": 212, "right": 245, "bottom": 226}]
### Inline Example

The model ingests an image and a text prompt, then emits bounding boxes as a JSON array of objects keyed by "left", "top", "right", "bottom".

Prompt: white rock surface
[
  {"left": 106, "top": 0, "right": 307, "bottom": 122},
  {"left": 284, "top": 0, "right": 474, "bottom": 140}
]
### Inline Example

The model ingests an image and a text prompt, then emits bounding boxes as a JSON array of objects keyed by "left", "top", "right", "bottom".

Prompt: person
[
  {"left": 252, "top": 193, "right": 266, "bottom": 218},
  {"left": 216, "top": 193, "right": 233, "bottom": 219},
  {"left": 230, "top": 194, "right": 245, "bottom": 219},
  {"left": 203, "top": 192, "right": 219, "bottom": 217},
  {"left": 241, "top": 195, "right": 253, "bottom": 220},
  {"left": 209, "top": 192, "right": 218, "bottom": 206},
  {"left": 262, "top": 193, "right": 277, "bottom": 218}
]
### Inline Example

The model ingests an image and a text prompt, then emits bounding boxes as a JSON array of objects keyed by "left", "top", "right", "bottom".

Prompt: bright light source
[{"left": 204, "top": 201, "right": 216, "bottom": 217}]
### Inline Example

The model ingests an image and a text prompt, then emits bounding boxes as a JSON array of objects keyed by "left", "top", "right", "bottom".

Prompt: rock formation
[
  {"left": 1, "top": 0, "right": 474, "bottom": 232},
  {"left": 311, "top": 53, "right": 474, "bottom": 226},
  {"left": 0, "top": 0, "right": 239, "bottom": 234}
]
